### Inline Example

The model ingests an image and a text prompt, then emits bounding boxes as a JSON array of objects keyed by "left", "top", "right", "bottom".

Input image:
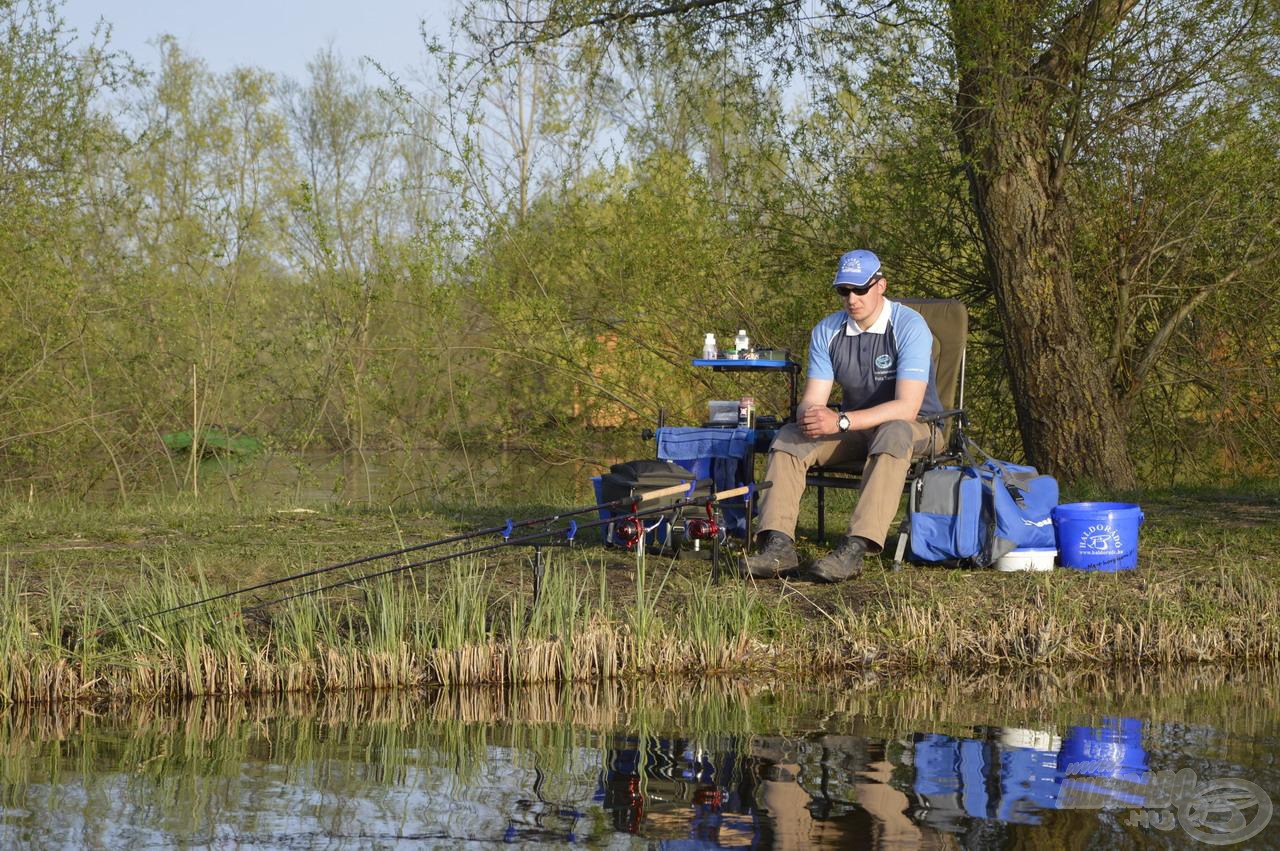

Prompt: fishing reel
[
  {"left": 613, "top": 515, "right": 646, "bottom": 549},
  {"left": 612, "top": 513, "right": 677, "bottom": 553},
  {"left": 678, "top": 502, "right": 728, "bottom": 550},
  {"left": 684, "top": 517, "right": 721, "bottom": 540}
]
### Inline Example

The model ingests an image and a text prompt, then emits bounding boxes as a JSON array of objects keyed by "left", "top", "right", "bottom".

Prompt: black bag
[
  {"left": 597, "top": 460, "right": 708, "bottom": 551},
  {"left": 598, "top": 459, "right": 706, "bottom": 508}
]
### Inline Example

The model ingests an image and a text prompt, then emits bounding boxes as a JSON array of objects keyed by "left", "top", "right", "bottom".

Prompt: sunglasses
[{"left": 835, "top": 275, "right": 882, "bottom": 298}]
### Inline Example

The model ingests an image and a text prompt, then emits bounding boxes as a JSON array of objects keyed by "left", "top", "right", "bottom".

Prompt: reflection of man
[
  {"left": 751, "top": 738, "right": 919, "bottom": 848},
  {"left": 743, "top": 249, "right": 944, "bottom": 582},
  {"left": 757, "top": 761, "right": 816, "bottom": 850}
]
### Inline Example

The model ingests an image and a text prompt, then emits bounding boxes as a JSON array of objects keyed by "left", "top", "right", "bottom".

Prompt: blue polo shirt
[{"left": 807, "top": 300, "right": 943, "bottom": 416}]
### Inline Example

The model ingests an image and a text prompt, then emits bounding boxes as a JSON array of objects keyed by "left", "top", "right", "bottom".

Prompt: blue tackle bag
[{"left": 908, "top": 447, "right": 1058, "bottom": 567}]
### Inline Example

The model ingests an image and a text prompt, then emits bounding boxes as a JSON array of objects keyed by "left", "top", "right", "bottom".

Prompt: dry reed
[{"left": 4, "top": 546, "right": 1280, "bottom": 706}]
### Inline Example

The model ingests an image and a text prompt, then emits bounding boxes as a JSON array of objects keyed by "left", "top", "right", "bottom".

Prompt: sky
[{"left": 61, "top": 0, "right": 459, "bottom": 83}]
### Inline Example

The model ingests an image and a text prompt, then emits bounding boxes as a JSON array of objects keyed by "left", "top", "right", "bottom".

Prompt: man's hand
[{"left": 800, "top": 405, "right": 842, "bottom": 438}]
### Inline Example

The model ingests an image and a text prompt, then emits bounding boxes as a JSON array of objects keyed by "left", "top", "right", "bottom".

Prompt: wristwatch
[{"left": 837, "top": 413, "right": 850, "bottom": 433}]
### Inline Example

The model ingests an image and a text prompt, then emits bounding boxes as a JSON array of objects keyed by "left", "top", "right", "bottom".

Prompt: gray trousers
[{"left": 756, "top": 419, "right": 941, "bottom": 551}]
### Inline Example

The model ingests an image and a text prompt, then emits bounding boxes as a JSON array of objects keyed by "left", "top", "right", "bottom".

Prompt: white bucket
[
  {"left": 996, "top": 547, "right": 1056, "bottom": 572},
  {"left": 999, "top": 726, "right": 1062, "bottom": 752}
]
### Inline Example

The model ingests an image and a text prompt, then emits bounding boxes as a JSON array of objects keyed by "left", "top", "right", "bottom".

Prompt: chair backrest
[{"left": 896, "top": 298, "right": 968, "bottom": 411}]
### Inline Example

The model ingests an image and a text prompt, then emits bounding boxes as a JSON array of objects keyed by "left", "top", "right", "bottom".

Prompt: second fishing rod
[
  {"left": 235, "top": 481, "right": 767, "bottom": 621},
  {"left": 109, "top": 478, "right": 745, "bottom": 633}
]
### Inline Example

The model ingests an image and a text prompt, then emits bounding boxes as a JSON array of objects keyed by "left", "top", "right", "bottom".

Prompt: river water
[{"left": 1, "top": 666, "right": 1276, "bottom": 849}]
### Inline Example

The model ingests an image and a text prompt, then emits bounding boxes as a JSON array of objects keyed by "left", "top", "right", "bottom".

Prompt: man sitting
[{"left": 742, "top": 249, "right": 944, "bottom": 582}]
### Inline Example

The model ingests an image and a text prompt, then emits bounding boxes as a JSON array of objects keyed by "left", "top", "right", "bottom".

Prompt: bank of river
[
  {"left": 2, "top": 485, "right": 1278, "bottom": 703},
  {"left": 1, "top": 665, "right": 1276, "bottom": 848}
]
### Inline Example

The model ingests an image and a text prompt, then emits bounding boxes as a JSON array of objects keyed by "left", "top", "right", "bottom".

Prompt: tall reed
[
  {"left": 677, "top": 576, "right": 758, "bottom": 671},
  {"left": 5, "top": 539, "right": 1280, "bottom": 705}
]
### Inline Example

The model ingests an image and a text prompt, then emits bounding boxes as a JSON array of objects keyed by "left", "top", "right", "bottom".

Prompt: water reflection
[
  {"left": 908, "top": 717, "right": 1148, "bottom": 833},
  {"left": 0, "top": 667, "right": 1276, "bottom": 848}
]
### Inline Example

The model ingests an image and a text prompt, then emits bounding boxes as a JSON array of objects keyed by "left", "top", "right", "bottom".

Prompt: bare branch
[
  {"left": 1124, "top": 222, "right": 1280, "bottom": 404},
  {"left": 1031, "top": 0, "right": 1141, "bottom": 89},
  {"left": 485, "top": 0, "right": 812, "bottom": 58}
]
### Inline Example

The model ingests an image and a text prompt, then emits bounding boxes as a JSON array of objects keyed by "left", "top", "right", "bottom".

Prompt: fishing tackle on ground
[
  {"left": 103, "top": 480, "right": 766, "bottom": 634},
  {"left": 236, "top": 482, "right": 765, "bottom": 618}
]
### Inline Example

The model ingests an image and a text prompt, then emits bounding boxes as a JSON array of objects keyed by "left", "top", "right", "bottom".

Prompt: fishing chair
[{"left": 806, "top": 298, "right": 970, "bottom": 565}]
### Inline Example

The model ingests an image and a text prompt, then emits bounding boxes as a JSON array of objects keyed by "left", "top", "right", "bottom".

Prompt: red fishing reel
[
  {"left": 685, "top": 517, "right": 721, "bottom": 540},
  {"left": 613, "top": 515, "right": 645, "bottom": 548},
  {"left": 683, "top": 501, "right": 724, "bottom": 545}
]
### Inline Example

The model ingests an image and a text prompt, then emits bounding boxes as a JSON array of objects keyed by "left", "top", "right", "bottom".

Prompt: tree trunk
[
  {"left": 956, "top": 107, "right": 1137, "bottom": 488},
  {"left": 946, "top": 0, "right": 1142, "bottom": 488}
]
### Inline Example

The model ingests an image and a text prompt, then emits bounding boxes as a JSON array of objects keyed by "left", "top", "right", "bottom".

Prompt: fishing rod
[
  {"left": 103, "top": 480, "right": 720, "bottom": 634},
  {"left": 235, "top": 482, "right": 764, "bottom": 621}
]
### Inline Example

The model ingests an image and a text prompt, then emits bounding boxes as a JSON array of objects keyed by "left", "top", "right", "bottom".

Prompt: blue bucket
[
  {"left": 1057, "top": 717, "right": 1146, "bottom": 779},
  {"left": 1052, "top": 502, "right": 1144, "bottom": 571},
  {"left": 1057, "top": 717, "right": 1147, "bottom": 808}
]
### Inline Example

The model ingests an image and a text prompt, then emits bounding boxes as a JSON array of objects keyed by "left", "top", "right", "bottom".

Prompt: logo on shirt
[{"left": 875, "top": 354, "right": 893, "bottom": 370}]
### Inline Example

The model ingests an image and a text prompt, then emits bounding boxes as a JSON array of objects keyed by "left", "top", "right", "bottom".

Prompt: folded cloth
[
  {"left": 655, "top": 426, "right": 752, "bottom": 461},
  {"left": 655, "top": 426, "right": 754, "bottom": 538}
]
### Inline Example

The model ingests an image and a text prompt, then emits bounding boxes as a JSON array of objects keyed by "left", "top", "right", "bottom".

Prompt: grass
[{"left": 1, "top": 481, "right": 1279, "bottom": 704}]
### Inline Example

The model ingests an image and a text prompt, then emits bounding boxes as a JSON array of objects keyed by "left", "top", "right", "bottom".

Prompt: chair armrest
[
  {"left": 916, "top": 408, "right": 970, "bottom": 465},
  {"left": 917, "top": 408, "right": 965, "bottom": 425}
]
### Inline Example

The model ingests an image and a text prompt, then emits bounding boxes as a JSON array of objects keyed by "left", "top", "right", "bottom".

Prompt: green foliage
[
  {"left": 462, "top": 151, "right": 786, "bottom": 454},
  {"left": 0, "top": 1, "right": 125, "bottom": 490},
  {"left": 0, "top": 25, "right": 462, "bottom": 500},
  {"left": 1072, "top": 77, "right": 1280, "bottom": 481},
  {"left": 1, "top": 0, "right": 1278, "bottom": 498}
]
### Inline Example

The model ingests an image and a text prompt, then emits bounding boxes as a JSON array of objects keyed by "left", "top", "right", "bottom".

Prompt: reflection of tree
[{"left": 3, "top": 669, "right": 1278, "bottom": 846}]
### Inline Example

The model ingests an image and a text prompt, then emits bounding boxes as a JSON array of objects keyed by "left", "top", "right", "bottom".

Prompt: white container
[
  {"left": 708, "top": 400, "right": 739, "bottom": 424},
  {"left": 999, "top": 727, "right": 1062, "bottom": 752},
  {"left": 702, "top": 333, "right": 717, "bottom": 360},
  {"left": 996, "top": 547, "right": 1056, "bottom": 572},
  {"left": 735, "top": 329, "right": 749, "bottom": 357}
]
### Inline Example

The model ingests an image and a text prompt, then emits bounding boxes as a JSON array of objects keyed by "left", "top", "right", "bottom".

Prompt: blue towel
[
  {"left": 655, "top": 427, "right": 752, "bottom": 461},
  {"left": 656, "top": 427, "right": 755, "bottom": 538}
]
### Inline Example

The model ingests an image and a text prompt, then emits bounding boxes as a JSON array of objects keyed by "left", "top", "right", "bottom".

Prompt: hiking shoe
[
  {"left": 740, "top": 532, "right": 800, "bottom": 579},
  {"left": 804, "top": 536, "right": 868, "bottom": 583}
]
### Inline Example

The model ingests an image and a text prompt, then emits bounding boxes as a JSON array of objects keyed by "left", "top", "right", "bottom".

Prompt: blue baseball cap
[{"left": 832, "top": 249, "right": 881, "bottom": 288}]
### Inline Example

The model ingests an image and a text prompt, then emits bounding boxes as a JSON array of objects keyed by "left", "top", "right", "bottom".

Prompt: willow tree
[
  {"left": 490, "top": 0, "right": 1278, "bottom": 487},
  {"left": 0, "top": 0, "right": 123, "bottom": 491}
]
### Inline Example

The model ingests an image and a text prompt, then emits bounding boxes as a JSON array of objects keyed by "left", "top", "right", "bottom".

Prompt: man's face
[{"left": 835, "top": 275, "right": 887, "bottom": 327}]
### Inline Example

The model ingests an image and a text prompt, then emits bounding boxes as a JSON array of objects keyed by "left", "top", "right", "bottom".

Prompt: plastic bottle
[
  {"left": 738, "top": 396, "right": 754, "bottom": 427},
  {"left": 702, "top": 332, "right": 717, "bottom": 360},
  {"left": 735, "top": 329, "right": 750, "bottom": 358}
]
